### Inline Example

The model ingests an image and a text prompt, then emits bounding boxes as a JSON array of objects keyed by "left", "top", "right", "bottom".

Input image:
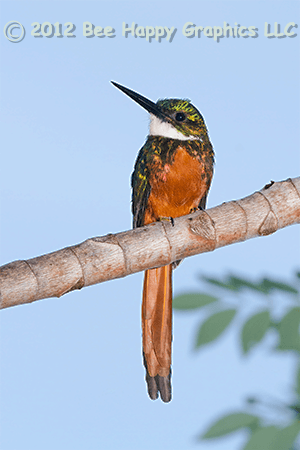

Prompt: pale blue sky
[{"left": 0, "top": 2, "right": 299, "bottom": 450}]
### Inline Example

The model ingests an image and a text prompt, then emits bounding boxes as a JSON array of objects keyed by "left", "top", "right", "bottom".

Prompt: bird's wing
[{"left": 131, "top": 144, "right": 151, "bottom": 228}]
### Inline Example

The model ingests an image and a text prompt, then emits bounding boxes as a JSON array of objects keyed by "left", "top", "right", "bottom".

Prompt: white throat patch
[{"left": 149, "top": 115, "right": 199, "bottom": 141}]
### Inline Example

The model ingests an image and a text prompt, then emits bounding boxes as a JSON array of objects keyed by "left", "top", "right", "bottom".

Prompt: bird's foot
[
  {"left": 190, "top": 206, "right": 204, "bottom": 214},
  {"left": 158, "top": 216, "right": 175, "bottom": 226}
]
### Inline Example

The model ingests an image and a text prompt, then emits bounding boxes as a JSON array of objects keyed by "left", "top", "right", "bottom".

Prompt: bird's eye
[{"left": 175, "top": 112, "right": 186, "bottom": 122}]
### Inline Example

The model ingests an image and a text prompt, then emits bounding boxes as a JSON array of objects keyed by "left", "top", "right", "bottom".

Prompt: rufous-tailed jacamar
[{"left": 112, "top": 81, "right": 214, "bottom": 402}]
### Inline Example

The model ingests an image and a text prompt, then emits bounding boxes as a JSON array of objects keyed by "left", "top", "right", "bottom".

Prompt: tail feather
[
  {"left": 144, "top": 354, "right": 172, "bottom": 402},
  {"left": 142, "top": 265, "right": 172, "bottom": 402}
]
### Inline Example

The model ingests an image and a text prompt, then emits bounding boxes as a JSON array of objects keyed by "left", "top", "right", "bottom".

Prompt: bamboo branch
[{"left": 1, "top": 177, "right": 299, "bottom": 310}]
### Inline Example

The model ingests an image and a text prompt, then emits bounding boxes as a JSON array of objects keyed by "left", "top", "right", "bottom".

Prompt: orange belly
[{"left": 144, "top": 147, "right": 208, "bottom": 225}]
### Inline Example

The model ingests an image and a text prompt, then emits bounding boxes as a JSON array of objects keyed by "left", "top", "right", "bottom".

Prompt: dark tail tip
[
  {"left": 155, "top": 373, "right": 172, "bottom": 403},
  {"left": 143, "top": 354, "right": 172, "bottom": 402},
  {"left": 145, "top": 372, "right": 159, "bottom": 400}
]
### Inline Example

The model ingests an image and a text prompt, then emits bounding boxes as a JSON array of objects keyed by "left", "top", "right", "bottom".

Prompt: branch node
[
  {"left": 263, "top": 180, "right": 275, "bottom": 190},
  {"left": 189, "top": 211, "right": 216, "bottom": 243},
  {"left": 57, "top": 278, "right": 85, "bottom": 297},
  {"left": 258, "top": 210, "right": 278, "bottom": 236},
  {"left": 69, "top": 247, "right": 86, "bottom": 288}
]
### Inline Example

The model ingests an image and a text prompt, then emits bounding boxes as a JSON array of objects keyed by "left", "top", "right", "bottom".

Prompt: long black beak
[{"left": 111, "top": 81, "right": 165, "bottom": 120}]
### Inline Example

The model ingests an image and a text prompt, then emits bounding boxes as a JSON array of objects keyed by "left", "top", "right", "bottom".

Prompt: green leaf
[
  {"left": 259, "top": 279, "right": 298, "bottom": 295},
  {"left": 243, "top": 426, "right": 280, "bottom": 450},
  {"left": 201, "top": 276, "right": 239, "bottom": 291},
  {"left": 241, "top": 310, "right": 270, "bottom": 354},
  {"left": 201, "top": 275, "right": 299, "bottom": 295},
  {"left": 229, "top": 276, "right": 270, "bottom": 294},
  {"left": 173, "top": 293, "right": 218, "bottom": 310},
  {"left": 271, "top": 420, "right": 300, "bottom": 450},
  {"left": 201, "top": 412, "right": 259, "bottom": 439},
  {"left": 195, "top": 309, "right": 236, "bottom": 349},
  {"left": 277, "top": 307, "right": 300, "bottom": 352},
  {"left": 202, "top": 274, "right": 268, "bottom": 293}
]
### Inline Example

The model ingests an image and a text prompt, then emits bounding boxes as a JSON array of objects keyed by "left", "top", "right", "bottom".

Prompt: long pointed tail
[{"left": 142, "top": 265, "right": 172, "bottom": 402}]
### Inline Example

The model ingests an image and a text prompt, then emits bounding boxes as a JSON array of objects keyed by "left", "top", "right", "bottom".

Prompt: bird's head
[{"left": 111, "top": 81, "right": 209, "bottom": 142}]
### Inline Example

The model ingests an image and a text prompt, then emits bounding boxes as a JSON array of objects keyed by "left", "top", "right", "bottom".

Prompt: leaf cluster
[
  {"left": 201, "top": 412, "right": 300, "bottom": 450},
  {"left": 173, "top": 273, "right": 300, "bottom": 353},
  {"left": 173, "top": 272, "right": 300, "bottom": 449}
]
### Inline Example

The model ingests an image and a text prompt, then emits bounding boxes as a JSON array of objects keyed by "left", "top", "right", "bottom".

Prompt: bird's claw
[
  {"left": 158, "top": 216, "right": 175, "bottom": 226},
  {"left": 190, "top": 206, "right": 204, "bottom": 213}
]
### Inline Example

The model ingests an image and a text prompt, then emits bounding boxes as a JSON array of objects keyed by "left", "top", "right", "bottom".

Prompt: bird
[{"left": 111, "top": 81, "right": 214, "bottom": 402}]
